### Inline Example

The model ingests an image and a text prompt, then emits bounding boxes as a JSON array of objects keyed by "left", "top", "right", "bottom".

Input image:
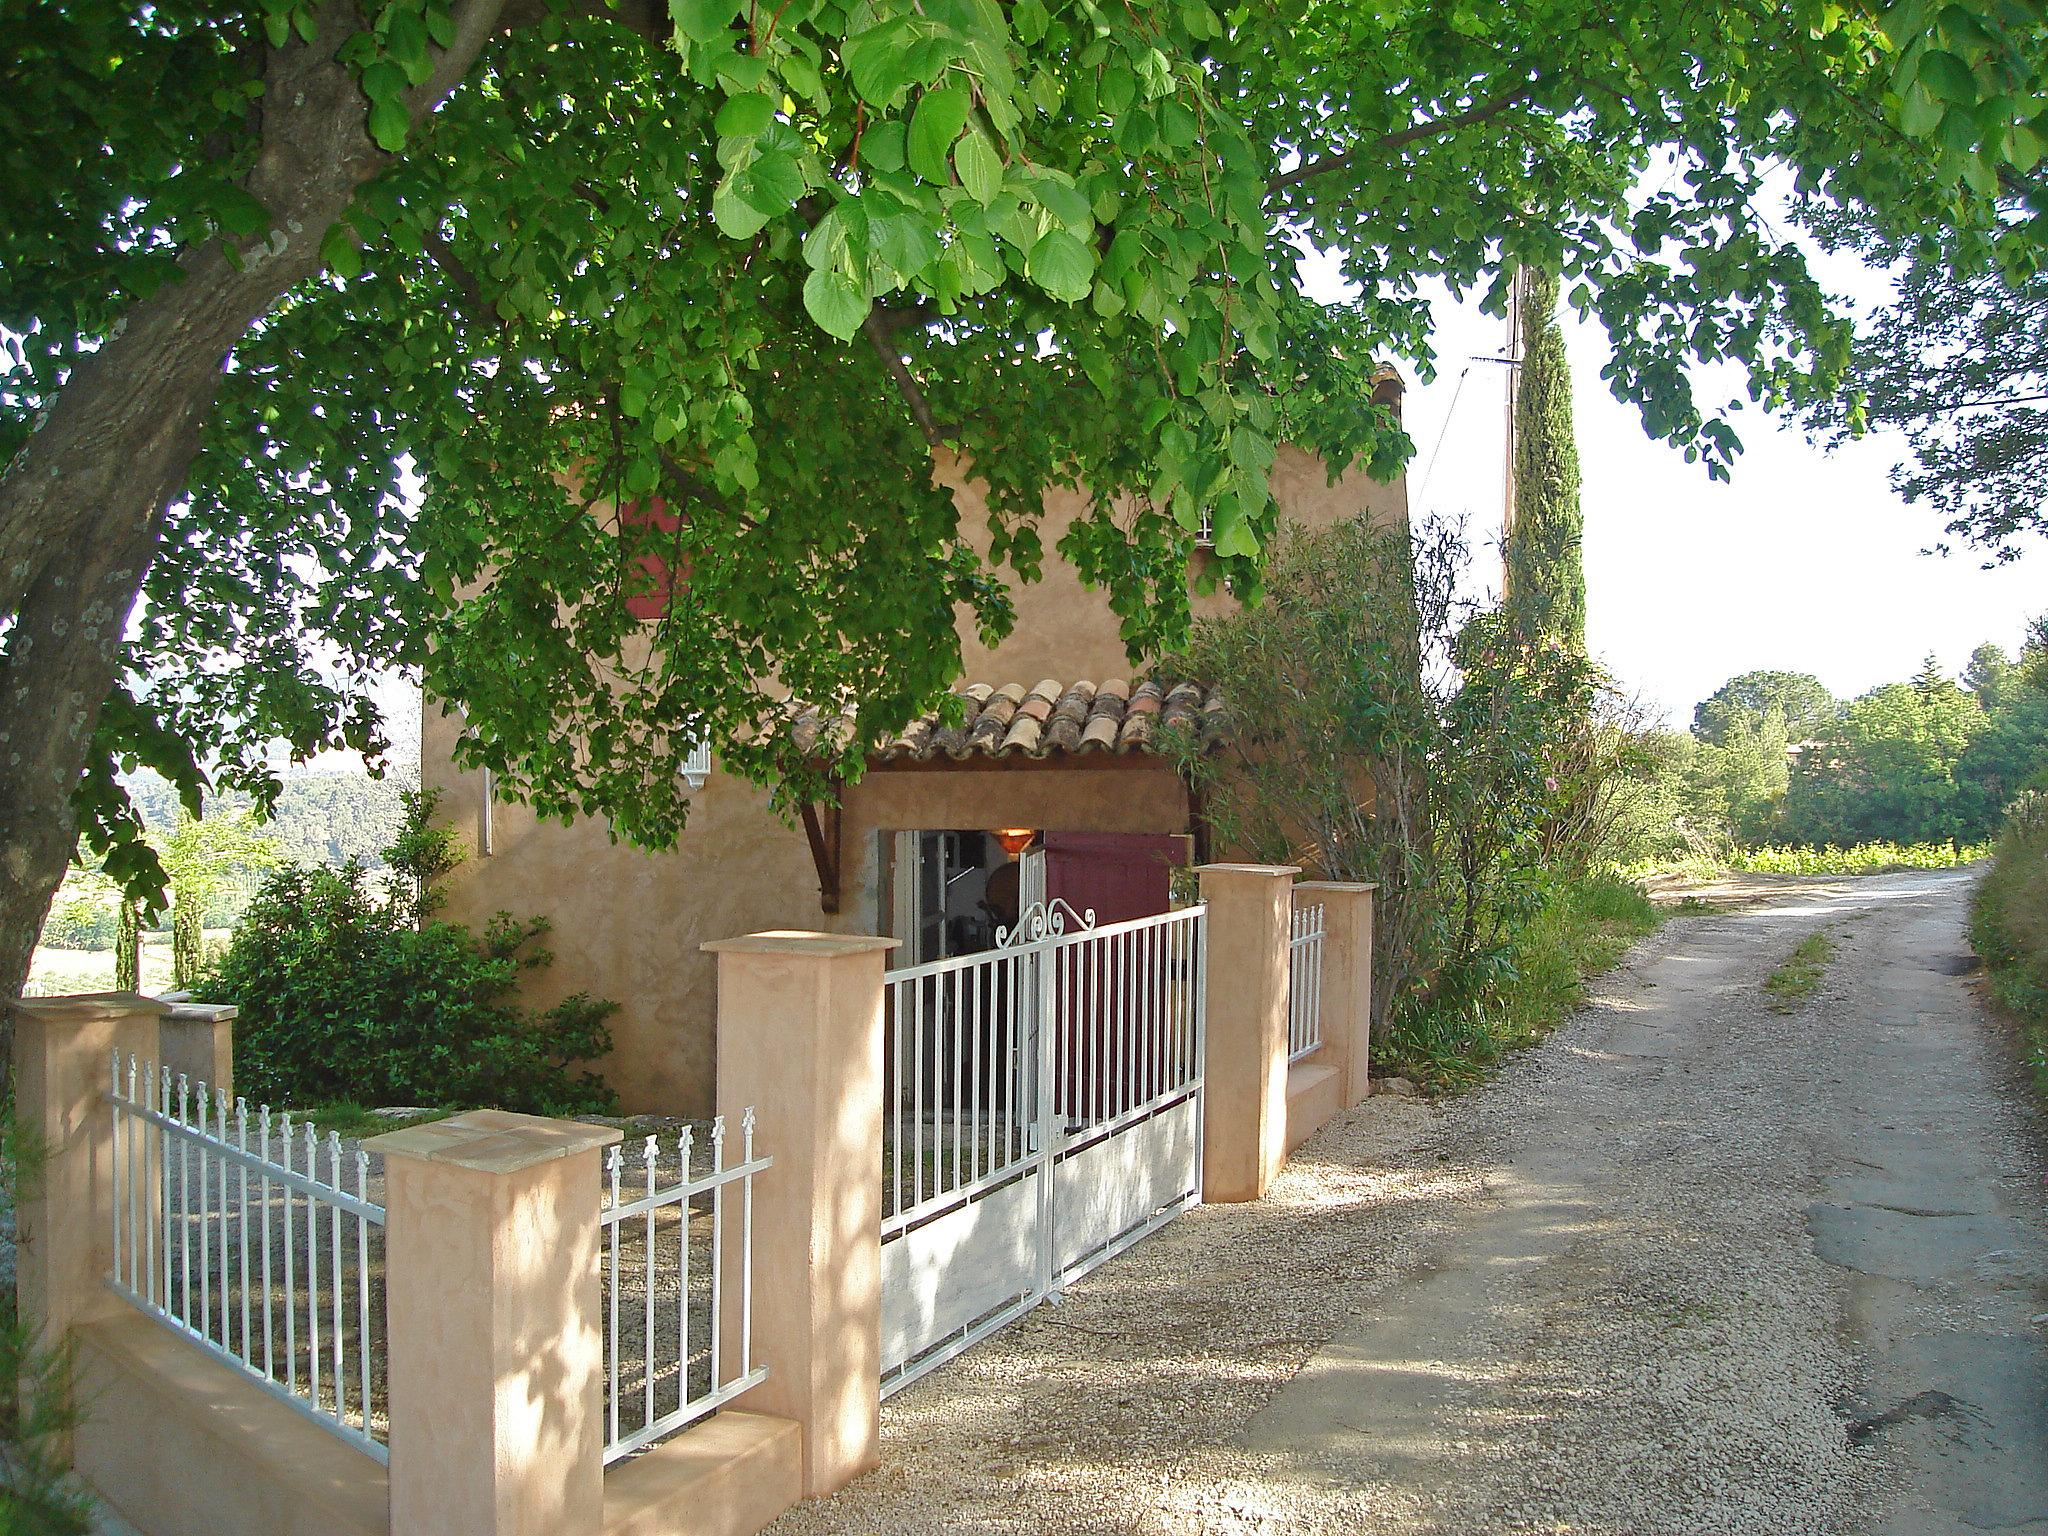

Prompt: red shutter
[{"left": 620, "top": 497, "right": 692, "bottom": 620}]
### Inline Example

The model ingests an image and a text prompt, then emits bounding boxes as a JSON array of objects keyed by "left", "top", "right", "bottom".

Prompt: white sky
[{"left": 1304, "top": 244, "right": 2046, "bottom": 731}]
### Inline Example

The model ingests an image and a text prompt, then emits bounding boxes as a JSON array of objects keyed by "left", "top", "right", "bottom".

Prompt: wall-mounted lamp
[{"left": 993, "top": 828, "right": 1037, "bottom": 859}]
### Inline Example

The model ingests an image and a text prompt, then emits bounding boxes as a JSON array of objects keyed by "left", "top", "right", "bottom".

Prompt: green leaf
[
  {"left": 715, "top": 92, "right": 776, "bottom": 138},
  {"left": 738, "top": 150, "right": 805, "bottom": 215},
  {"left": 1026, "top": 228, "right": 1094, "bottom": 301},
  {"left": 1916, "top": 49, "right": 1979, "bottom": 106},
  {"left": 367, "top": 97, "right": 409, "bottom": 153},
  {"left": 908, "top": 84, "right": 972, "bottom": 182},
  {"left": 954, "top": 126, "right": 1003, "bottom": 204},
  {"left": 671, "top": 0, "right": 740, "bottom": 44},
  {"left": 870, "top": 210, "right": 940, "bottom": 279},
  {"left": 860, "top": 120, "right": 907, "bottom": 172},
  {"left": 713, "top": 181, "right": 772, "bottom": 239},
  {"left": 263, "top": 11, "right": 290, "bottom": 47},
  {"left": 319, "top": 221, "right": 362, "bottom": 280},
  {"left": 1899, "top": 81, "right": 1944, "bottom": 137},
  {"left": 803, "top": 268, "right": 870, "bottom": 340},
  {"left": 843, "top": 17, "right": 916, "bottom": 106},
  {"left": 212, "top": 187, "right": 272, "bottom": 238}
]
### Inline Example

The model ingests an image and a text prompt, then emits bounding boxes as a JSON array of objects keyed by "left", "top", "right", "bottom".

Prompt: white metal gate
[{"left": 879, "top": 899, "right": 1207, "bottom": 1394}]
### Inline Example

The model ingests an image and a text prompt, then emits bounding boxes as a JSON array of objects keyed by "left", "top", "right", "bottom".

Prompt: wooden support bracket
[{"left": 798, "top": 800, "right": 843, "bottom": 915}]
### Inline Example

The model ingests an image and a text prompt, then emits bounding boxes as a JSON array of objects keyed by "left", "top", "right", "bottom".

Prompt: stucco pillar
[
  {"left": 368, "top": 1111, "right": 622, "bottom": 1536},
  {"left": 1294, "top": 882, "right": 1376, "bottom": 1108},
  {"left": 159, "top": 1001, "right": 235, "bottom": 1103},
  {"left": 1197, "top": 865, "right": 1299, "bottom": 1203},
  {"left": 705, "top": 931, "right": 895, "bottom": 1498},
  {"left": 11, "top": 992, "right": 165, "bottom": 1455}
]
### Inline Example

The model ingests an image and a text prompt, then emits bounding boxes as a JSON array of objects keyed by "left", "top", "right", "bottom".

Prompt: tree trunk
[{"left": 0, "top": 0, "right": 508, "bottom": 1032}]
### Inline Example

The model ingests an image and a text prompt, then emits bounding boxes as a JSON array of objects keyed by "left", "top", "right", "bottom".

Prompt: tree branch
[
  {"left": 1267, "top": 85, "right": 1537, "bottom": 193},
  {"left": 862, "top": 310, "right": 952, "bottom": 447}
]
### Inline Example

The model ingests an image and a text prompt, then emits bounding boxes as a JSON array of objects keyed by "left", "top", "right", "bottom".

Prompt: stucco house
[{"left": 423, "top": 382, "right": 1409, "bottom": 1114}]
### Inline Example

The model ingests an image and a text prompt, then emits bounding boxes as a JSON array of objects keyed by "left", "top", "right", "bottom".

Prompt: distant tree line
[
  {"left": 39, "top": 767, "right": 414, "bottom": 952},
  {"left": 1622, "top": 630, "right": 2048, "bottom": 856}
]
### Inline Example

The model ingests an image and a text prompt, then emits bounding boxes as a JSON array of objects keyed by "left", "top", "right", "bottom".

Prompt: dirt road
[{"left": 773, "top": 869, "right": 2048, "bottom": 1534}]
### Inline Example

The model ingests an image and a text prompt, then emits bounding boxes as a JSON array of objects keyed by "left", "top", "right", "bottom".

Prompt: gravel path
[{"left": 769, "top": 867, "right": 2048, "bottom": 1534}]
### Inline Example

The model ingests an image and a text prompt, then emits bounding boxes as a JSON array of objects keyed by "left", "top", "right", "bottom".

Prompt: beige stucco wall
[
  {"left": 424, "top": 432, "right": 1410, "bottom": 1115},
  {"left": 944, "top": 441, "right": 1408, "bottom": 686}
]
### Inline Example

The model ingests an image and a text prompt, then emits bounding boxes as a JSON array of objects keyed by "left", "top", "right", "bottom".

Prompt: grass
[
  {"left": 1377, "top": 873, "right": 1666, "bottom": 1092},
  {"left": 1764, "top": 931, "right": 1836, "bottom": 1012},
  {"left": 292, "top": 1103, "right": 454, "bottom": 1141},
  {"left": 1968, "top": 806, "right": 2048, "bottom": 1101}
]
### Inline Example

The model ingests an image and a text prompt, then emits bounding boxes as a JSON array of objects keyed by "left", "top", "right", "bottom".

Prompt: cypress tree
[
  {"left": 114, "top": 898, "right": 140, "bottom": 993},
  {"left": 1505, "top": 266, "right": 1587, "bottom": 650}
]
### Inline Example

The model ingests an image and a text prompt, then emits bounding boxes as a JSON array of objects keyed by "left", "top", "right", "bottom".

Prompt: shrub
[
  {"left": 1729, "top": 840, "right": 1990, "bottom": 875},
  {"left": 1970, "top": 792, "right": 2048, "bottom": 1094},
  {"left": 1377, "top": 872, "right": 1661, "bottom": 1088},
  {"left": 194, "top": 793, "right": 617, "bottom": 1116}
]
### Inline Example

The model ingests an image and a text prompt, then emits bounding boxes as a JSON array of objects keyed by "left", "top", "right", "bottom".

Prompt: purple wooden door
[{"left": 1043, "top": 834, "right": 1186, "bottom": 1121}]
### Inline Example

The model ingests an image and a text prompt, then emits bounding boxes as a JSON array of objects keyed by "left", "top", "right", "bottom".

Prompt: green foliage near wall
[
  {"left": 194, "top": 793, "right": 617, "bottom": 1115},
  {"left": 1970, "top": 792, "right": 2048, "bottom": 1096},
  {"left": 1504, "top": 266, "right": 1585, "bottom": 650},
  {"left": 1163, "top": 514, "right": 1600, "bottom": 1044}
]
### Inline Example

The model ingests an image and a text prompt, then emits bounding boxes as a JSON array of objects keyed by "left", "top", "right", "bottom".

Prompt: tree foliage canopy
[
  {"left": 1808, "top": 206, "right": 2048, "bottom": 561},
  {"left": 1693, "top": 669, "right": 1841, "bottom": 745},
  {"left": 3, "top": 0, "right": 2046, "bottom": 945}
]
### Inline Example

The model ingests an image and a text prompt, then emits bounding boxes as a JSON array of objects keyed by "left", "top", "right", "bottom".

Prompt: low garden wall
[{"left": 11, "top": 866, "right": 1371, "bottom": 1536}]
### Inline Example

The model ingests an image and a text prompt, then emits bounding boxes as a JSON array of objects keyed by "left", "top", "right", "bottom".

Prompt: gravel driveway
[{"left": 769, "top": 868, "right": 2048, "bottom": 1535}]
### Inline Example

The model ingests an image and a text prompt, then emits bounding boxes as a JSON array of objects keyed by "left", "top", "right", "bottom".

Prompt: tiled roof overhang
[{"left": 853, "top": 679, "right": 1222, "bottom": 764}]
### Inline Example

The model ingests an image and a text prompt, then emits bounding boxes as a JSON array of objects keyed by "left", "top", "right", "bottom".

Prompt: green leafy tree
[
  {"left": 113, "top": 899, "right": 141, "bottom": 994},
  {"left": 1504, "top": 266, "right": 1584, "bottom": 650},
  {"left": 1693, "top": 670, "right": 1839, "bottom": 747},
  {"left": 1688, "top": 707, "right": 1793, "bottom": 845},
  {"left": 1965, "top": 641, "right": 2017, "bottom": 710},
  {"left": 1807, "top": 209, "right": 2048, "bottom": 561},
  {"left": 3, "top": 0, "right": 2043, "bottom": 1021},
  {"left": 1785, "top": 678, "right": 1987, "bottom": 846},
  {"left": 154, "top": 810, "right": 283, "bottom": 989},
  {"left": 2025, "top": 616, "right": 2048, "bottom": 695}
]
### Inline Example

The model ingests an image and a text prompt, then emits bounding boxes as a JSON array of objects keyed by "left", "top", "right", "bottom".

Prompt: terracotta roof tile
[{"left": 859, "top": 678, "right": 1222, "bottom": 763}]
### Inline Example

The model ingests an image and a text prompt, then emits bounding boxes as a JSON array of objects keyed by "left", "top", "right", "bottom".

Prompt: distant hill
[{"left": 122, "top": 765, "right": 418, "bottom": 870}]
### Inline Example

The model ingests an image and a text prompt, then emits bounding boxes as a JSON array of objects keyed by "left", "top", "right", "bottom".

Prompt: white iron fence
[
  {"left": 106, "top": 1054, "right": 388, "bottom": 1462},
  {"left": 880, "top": 899, "right": 1207, "bottom": 1393},
  {"left": 1288, "top": 900, "right": 1326, "bottom": 1063},
  {"left": 600, "top": 1112, "right": 769, "bottom": 1466}
]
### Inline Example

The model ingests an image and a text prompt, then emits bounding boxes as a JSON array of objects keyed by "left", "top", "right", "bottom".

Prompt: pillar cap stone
[
  {"left": 9, "top": 991, "right": 170, "bottom": 1024},
  {"left": 366, "top": 1108, "right": 622, "bottom": 1173},
  {"left": 163, "top": 1001, "right": 239, "bottom": 1023},
  {"left": 1292, "top": 880, "right": 1379, "bottom": 894},
  {"left": 702, "top": 931, "right": 901, "bottom": 958},
  {"left": 1196, "top": 862, "right": 1303, "bottom": 879}
]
